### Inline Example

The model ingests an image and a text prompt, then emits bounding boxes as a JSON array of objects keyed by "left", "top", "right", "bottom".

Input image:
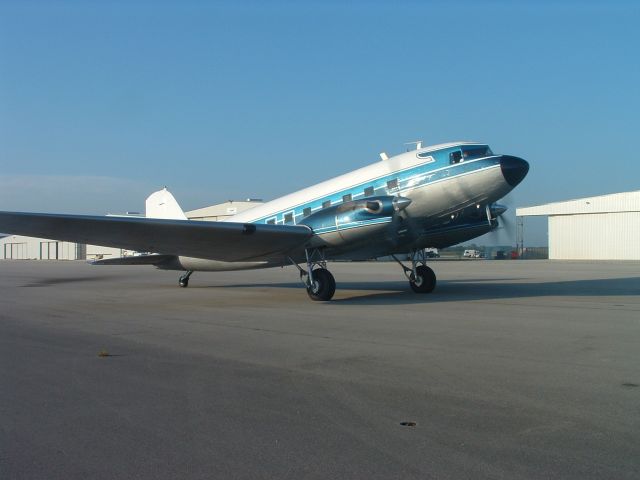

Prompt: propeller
[{"left": 487, "top": 194, "right": 516, "bottom": 245}]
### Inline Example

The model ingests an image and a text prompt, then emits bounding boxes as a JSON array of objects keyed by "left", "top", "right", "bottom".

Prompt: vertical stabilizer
[{"left": 145, "top": 188, "right": 188, "bottom": 220}]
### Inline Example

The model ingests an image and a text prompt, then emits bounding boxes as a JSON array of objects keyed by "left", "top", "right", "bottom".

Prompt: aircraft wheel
[
  {"left": 410, "top": 265, "right": 436, "bottom": 293},
  {"left": 306, "top": 268, "right": 336, "bottom": 301},
  {"left": 179, "top": 270, "right": 193, "bottom": 288}
]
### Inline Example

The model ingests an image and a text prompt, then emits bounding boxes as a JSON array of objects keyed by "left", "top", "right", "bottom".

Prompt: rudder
[{"left": 145, "top": 188, "right": 188, "bottom": 220}]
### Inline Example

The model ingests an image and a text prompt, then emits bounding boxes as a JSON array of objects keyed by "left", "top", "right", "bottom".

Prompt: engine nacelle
[{"left": 300, "top": 195, "right": 411, "bottom": 247}]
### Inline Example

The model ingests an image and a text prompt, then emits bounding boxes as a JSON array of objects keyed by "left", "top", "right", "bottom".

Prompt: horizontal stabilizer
[{"left": 90, "top": 254, "right": 176, "bottom": 266}]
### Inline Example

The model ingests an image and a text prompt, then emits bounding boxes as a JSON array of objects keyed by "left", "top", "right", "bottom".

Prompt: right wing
[{"left": 0, "top": 211, "right": 312, "bottom": 262}]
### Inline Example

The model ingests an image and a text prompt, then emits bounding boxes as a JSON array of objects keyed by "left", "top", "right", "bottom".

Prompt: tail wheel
[
  {"left": 178, "top": 270, "right": 192, "bottom": 288},
  {"left": 410, "top": 265, "right": 436, "bottom": 293},
  {"left": 306, "top": 268, "right": 336, "bottom": 301}
]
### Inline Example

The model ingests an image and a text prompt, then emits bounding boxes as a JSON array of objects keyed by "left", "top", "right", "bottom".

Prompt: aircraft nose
[{"left": 500, "top": 155, "right": 529, "bottom": 187}]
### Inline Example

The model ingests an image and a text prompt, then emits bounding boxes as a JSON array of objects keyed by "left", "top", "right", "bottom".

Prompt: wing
[{"left": 0, "top": 211, "right": 312, "bottom": 262}]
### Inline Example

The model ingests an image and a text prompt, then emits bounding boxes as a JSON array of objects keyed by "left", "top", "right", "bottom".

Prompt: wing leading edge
[{"left": 0, "top": 211, "right": 312, "bottom": 262}]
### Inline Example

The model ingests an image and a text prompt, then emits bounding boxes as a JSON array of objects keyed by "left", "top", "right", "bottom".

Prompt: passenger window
[
  {"left": 266, "top": 218, "right": 276, "bottom": 225},
  {"left": 450, "top": 151, "right": 462, "bottom": 164},
  {"left": 303, "top": 207, "right": 311, "bottom": 217},
  {"left": 322, "top": 200, "right": 331, "bottom": 209},
  {"left": 364, "top": 186, "right": 374, "bottom": 197},
  {"left": 342, "top": 194, "right": 352, "bottom": 203},
  {"left": 387, "top": 179, "right": 398, "bottom": 190},
  {"left": 284, "top": 212, "right": 294, "bottom": 224}
]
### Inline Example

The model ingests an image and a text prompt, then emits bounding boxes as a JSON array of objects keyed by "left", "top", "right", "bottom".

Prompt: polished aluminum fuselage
[{"left": 172, "top": 143, "right": 527, "bottom": 271}]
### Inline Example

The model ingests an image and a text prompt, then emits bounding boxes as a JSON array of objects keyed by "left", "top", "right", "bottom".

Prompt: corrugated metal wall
[
  {"left": 549, "top": 212, "right": 640, "bottom": 259},
  {"left": 1, "top": 235, "right": 132, "bottom": 261},
  {"left": 1, "top": 235, "right": 83, "bottom": 260}
]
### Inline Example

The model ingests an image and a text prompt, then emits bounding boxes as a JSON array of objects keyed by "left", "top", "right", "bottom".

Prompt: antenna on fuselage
[{"left": 404, "top": 140, "right": 423, "bottom": 151}]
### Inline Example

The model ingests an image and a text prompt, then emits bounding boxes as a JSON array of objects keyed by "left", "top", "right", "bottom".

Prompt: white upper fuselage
[
  {"left": 230, "top": 141, "right": 504, "bottom": 227},
  {"left": 172, "top": 140, "right": 528, "bottom": 269}
]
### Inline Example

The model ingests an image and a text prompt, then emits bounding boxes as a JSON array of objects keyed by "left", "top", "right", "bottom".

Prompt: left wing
[{"left": 0, "top": 211, "right": 312, "bottom": 262}]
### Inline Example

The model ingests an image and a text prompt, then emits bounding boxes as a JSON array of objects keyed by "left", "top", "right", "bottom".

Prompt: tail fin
[{"left": 145, "top": 188, "right": 188, "bottom": 220}]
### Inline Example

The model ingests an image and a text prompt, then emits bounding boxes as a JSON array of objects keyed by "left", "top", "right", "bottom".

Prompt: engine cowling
[{"left": 300, "top": 195, "right": 411, "bottom": 246}]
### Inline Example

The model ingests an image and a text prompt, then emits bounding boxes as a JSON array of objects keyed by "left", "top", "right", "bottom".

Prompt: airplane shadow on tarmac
[
  {"left": 21, "top": 275, "right": 128, "bottom": 288},
  {"left": 213, "top": 277, "right": 640, "bottom": 305}
]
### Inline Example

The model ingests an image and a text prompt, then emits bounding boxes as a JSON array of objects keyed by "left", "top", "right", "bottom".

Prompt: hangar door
[
  {"left": 549, "top": 212, "right": 640, "bottom": 260},
  {"left": 3, "top": 242, "right": 28, "bottom": 259},
  {"left": 40, "top": 241, "right": 59, "bottom": 260}
]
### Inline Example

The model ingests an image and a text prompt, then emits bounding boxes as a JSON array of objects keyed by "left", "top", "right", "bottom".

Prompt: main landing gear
[
  {"left": 178, "top": 270, "right": 193, "bottom": 288},
  {"left": 290, "top": 248, "right": 336, "bottom": 301},
  {"left": 392, "top": 249, "right": 437, "bottom": 293}
]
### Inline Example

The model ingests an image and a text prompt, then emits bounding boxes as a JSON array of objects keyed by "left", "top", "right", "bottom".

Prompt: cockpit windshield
[{"left": 462, "top": 146, "right": 493, "bottom": 160}]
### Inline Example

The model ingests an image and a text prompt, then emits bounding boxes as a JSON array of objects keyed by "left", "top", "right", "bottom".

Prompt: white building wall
[
  {"left": 1, "top": 235, "right": 84, "bottom": 260},
  {"left": 549, "top": 212, "right": 640, "bottom": 260},
  {"left": 0, "top": 235, "right": 125, "bottom": 261}
]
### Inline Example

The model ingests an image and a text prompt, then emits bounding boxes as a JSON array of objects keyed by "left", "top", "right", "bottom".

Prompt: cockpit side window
[
  {"left": 462, "top": 146, "right": 493, "bottom": 160},
  {"left": 450, "top": 150, "right": 462, "bottom": 164}
]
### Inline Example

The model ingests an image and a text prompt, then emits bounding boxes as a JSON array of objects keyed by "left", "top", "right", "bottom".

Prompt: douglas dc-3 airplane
[{"left": 0, "top": 141, "right": 528, "bottom": 301}]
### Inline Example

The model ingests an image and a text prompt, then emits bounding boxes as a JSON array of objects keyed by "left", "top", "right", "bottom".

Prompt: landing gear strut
[
  {"left": 392, "top": 249, "right": 436, "bottom": 293},
  {"left": 289, "top": 248, "right": 336, "bottom": 301},
  {"left": 178, "top": 270, "right": 193, "bottom": 288}
]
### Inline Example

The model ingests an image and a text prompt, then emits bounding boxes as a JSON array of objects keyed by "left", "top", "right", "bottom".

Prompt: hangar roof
[
  {"left": 186, "top": 200, "right": 263, "bottom": 219},
  {"left": 516, "top": 190, "right": 640, "bottom": 217}
]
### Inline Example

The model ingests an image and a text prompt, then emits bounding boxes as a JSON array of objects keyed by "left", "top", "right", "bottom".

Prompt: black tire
[
  {"left": 306, "top": 268, "right": 336, "bottom": 301},
  {"left": 409, "top": 265, "right": 436, "bottom": 293},
  {"left": 179, "top": 277, "right": 189, "bottom": 288}
]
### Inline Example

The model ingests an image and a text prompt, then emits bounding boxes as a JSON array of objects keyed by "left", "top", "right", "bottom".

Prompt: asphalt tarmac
[{"left": 1, "top": 260, "right": 639, "bottom": 479}]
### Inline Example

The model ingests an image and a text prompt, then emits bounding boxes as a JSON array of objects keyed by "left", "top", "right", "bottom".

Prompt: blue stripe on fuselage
[
  {"left": 312, "top": 216, "right": 393, "bottom": 234},
  {"left": 254, "top": 147, "right": 500, "bottom": 228}
]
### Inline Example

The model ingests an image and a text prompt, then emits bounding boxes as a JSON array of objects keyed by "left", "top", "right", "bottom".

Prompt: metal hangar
[{"left": 516, "top": 191, "right": 640, "bottom": 260}]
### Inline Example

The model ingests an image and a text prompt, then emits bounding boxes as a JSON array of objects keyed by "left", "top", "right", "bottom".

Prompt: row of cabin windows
[{"left": 267, "top": 178, "right": 399, "bottom": 224}]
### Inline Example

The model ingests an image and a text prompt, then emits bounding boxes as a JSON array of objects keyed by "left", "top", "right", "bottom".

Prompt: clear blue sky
[{"left": 1, "top": 0, "right": 638, "bottom": 245}]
